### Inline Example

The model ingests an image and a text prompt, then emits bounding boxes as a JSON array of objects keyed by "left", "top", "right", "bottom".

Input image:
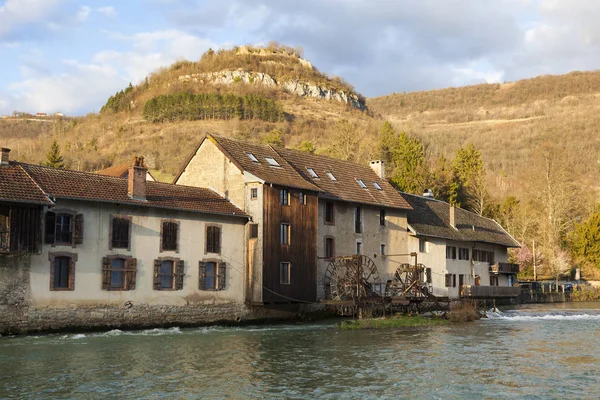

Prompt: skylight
[
  {"left": 326, "top": 172, "right": 337, "bottom": 181},
  {"left": 307, "top": 168, "right": 319, "bottom": 178},
  {"left": 265, "top": 157, "right": 280, "bottom": 167},
  {"left": 373, "top": 182, "right": 383, "bottom": 190},
  {"left": 247, "top": 153, "right": 259, "bottom": 163},
  {"left": 357, "top": 179, "right": 367, "bottom": 189}
]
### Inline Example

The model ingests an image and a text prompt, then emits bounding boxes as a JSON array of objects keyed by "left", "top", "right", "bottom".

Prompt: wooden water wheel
[
  {"left": 323, "top": 255, "right": 381, "bottom": 301},
  {"left": 388, "top": 263, "right": 428, "bottom": 298}
]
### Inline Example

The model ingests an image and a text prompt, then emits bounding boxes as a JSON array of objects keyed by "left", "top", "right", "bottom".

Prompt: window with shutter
[
  {"left": 153, "top": 258, "right": 183, "bottom": 290},
  {"left": 161, "top": 220, "right": 179, "bottom": 252},
  {"left": 175, "top": 260, "right": 185, "bottom": 290},
  {"left": 102, "top": 255, "right": 136, "bottom": 290},
  {"left": 49, "top": 252, "right": 77, "bottom": 291},
  {"left": 111, "top": 215, "right": 131, "bottom": 250},
  {"left": 218, "top": 262, "right": 226, "bottom": 290},
  {"left": 206, "top": 225, "right": 221, "bottom": 254},
  {"left": 45, "top": 211, "right": 56, "bottom": 244},
  {"left": 74, "top": 214, "right": 84, "bottom": 245},
  {"left": 198, "top": 261, "right": 207, "bottom": 290}
]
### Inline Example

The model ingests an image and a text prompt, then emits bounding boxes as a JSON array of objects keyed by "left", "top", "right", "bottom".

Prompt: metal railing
[
  {"left": 489, "top": 262, "right": 520, "bottom": 275},
  {"left": 460, "top": 285, "right": 521, "bottom": 298}
]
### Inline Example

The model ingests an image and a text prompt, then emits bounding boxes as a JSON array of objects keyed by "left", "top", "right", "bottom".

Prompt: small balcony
[
  {"left": 460, "top": 285, "right": 521, "bottom": 298},
  {"left": 489, "top": 262, "right": 520, "bottom": 275}
]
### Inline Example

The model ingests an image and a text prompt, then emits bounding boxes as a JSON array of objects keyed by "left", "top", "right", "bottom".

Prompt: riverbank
[{"left": 339, "top": 315, "right": 448, "bottom": 329}]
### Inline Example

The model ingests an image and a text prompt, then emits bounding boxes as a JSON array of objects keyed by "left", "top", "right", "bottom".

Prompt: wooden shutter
[
  {"left": 68, "top": 257, "right": 76, "bottom": 290},
  {"left": 45, "top": 211, "right": 56, "bottom": 244},
  {"left": 426, "top": 268, "right": 432, "bottom": 284},
  {"left": 218, "top": 262, "right": 226, "bottom": 290},
  {"left": 206, "top": 226, "right": 214, "bottom": 253},
  {"left": 74, "top": 214, "right": 84, "bottom": 245},
  {"left": 199, "top": 261, "right": 206, "bottom": 290},
  {"left": 452, "top": 274, "right": 456, "bottom": 288},
  {"left": 153, "top": 259, "right": 161, "bottom": 290},
  {"left": 128, "top": 258, "right": 137, "bottom": 290},
  {"left": 214, "top": 227, "right": 221, "bottom": 253},
  {"left": 175, "top": 260, "right": 184, "bottom": 290},
  {"left": 102, "top": 257, "right": 110, "bottom": 290}
]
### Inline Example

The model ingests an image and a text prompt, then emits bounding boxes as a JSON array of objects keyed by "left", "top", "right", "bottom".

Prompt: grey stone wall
[{"left": 0, "top": 253, "right": 30, "bottom": 334}]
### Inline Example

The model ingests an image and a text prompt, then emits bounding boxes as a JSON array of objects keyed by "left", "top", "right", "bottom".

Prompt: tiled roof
[
  {"left": 177, "top": 134, "right": 411, "bottom": 210},
  {"left": 274, "top": 147, "right": 412, "bottom": 210},
  {"left": 0, "top": 163, "right": 52, "bottom": 205},
  {"left": 13, "top": 163, "right": 247, "bottom": 217},
  {"left": 402, "top": 193, "right": 520, "bottom": 248},
  {"left": 96, "top": 161, "right": 156, "bottom": 181}
]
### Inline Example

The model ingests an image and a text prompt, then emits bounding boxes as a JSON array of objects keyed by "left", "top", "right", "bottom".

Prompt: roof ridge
[{"left": 13, "top": 164, "right": 54, "bottom": 205}]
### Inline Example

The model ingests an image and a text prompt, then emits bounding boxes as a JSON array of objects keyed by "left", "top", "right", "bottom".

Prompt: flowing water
[{"left": 2, "top": 303, "right": 600, "bottom": 399}]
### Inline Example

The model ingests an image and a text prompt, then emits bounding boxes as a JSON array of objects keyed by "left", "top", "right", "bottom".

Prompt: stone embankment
[{"left": 178, "top": 70, "right": 366, "bottom": 110}]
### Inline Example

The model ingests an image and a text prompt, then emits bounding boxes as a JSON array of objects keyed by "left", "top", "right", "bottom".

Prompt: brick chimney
[
  {"left": 1, "top": 148, "right": 10, "bottom": 166},
  {"left": 128, "top": 156, "right": 147, "bottom": 201},
  {"left": 449, "top": 204, "right": 456, "bottom": 229},
  {"left": 370, "top": 160, "right": 385, "bottom": 179}
]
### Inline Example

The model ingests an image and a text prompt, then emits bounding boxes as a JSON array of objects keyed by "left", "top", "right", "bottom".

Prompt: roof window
[
  {"left": 373, "top": 182, "right": 383, "bottom": 190},
  {"left": 357, "top": 179, "right": 367, "bottom": 189},
  {"left": 265, "top": 157, "right": 280, "bottom": 167},
  {"left": 247, "top": 153, "right": 259, "bottom": 163},
  {"left": 326, "top": 172, "right": 337, "bottom": 181},
  {"left": 307, "top": 168, "right": 319, "bottom": 178}
]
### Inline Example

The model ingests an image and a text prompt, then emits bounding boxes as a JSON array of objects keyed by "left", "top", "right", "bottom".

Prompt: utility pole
[{"left": 533, "top": 239, "right": 537, "bottom": 282}]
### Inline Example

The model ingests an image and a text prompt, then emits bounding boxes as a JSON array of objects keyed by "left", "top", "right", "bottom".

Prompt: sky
[{"left": 1, "top": 0, "right": 600, "bottom": 116}]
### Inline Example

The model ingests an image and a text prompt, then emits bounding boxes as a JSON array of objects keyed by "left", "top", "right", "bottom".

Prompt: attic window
[
  {"left": 265, "top": 157, "right": 280, "bottom": 167},
  {"left": 307, "top": 168, "right": 319, "bottom": 178},
  {"left": 356, "top": 179, "right": 367, "bottom": 189},
  {"left": 373, "top": 182, "right": 383, "bottom": 190},
  {"left": 247, "top": 153, "right": 259, "bottom": 163},
  {"left": 326, "top": 172, "right": 337, "bottom": 181}
]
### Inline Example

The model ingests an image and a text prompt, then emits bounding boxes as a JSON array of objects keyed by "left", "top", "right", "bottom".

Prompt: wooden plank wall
[{"left": 262, "top": 185, "right": 318, "bottom": 303}]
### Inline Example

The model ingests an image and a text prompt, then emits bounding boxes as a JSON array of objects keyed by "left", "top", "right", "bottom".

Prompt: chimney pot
[
  {"left": 370, "top": 160, "right": 385, "bottom": 180},
  {"left": 450, "top": 204, "right": 456, "bottom": 229},
  {"left": 128, "top": 156, "right": 147, "bottom": 200},
  {"left": 1, "top": 148, "right": 10, "bottom": 166},
  {"left": 423, "top": 189, "right": 434, "bottom": 198}
]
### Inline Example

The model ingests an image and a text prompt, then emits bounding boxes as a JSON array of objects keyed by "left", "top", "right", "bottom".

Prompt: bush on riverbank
[
  {"left": 570, "top": 286, "right": 600, "bottom": 302},
  {"left": 447, "top": 301, "right": 480, "bottom": 322},
  {"left": 339, "top": 315, "right": 448, "bottom": 330}
]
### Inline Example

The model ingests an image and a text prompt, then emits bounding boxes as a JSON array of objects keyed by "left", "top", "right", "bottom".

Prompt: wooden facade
[
  {"left": 262, "top": 184, "right": 318, "bottom": 303},
  {"left": 0, "top": 203, "right": 42, "bottom": 254}
]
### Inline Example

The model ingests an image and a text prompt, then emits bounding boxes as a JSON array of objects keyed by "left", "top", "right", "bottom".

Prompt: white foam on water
[{"left": 485, "top": 310, "right": 600, "bottom": 321}]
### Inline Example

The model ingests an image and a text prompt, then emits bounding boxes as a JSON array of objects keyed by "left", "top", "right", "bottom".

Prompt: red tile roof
[
  {"left": 96, "top": 161, "right": 156, "bottom": 181},
  {"left": 0, "top": 163, "right": 52, "bottom": 205},
  {"left": 6, "top": 163, "right": 247, "bottom": 217}
]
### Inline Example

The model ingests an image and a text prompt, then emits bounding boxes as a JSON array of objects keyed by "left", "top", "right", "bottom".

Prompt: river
[{"left": 1, "top": 303, "right": 600, "bottom": 399}]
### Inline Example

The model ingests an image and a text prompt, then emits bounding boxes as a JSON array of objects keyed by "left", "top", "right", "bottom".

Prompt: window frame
[
  {"left": 280, "top": 189, "right": 290, "bottom": 205},
  {"left": 45, "top": 209, "right": 83, "bottom": 248},
  {"left": 419, "top": 238, "right": 427, "bottom": 253},
  {"left": 373, "top": 182, "right": 383, "bottom": 190},
  {"left": 280, "top": 262, "right": 291, "bottom": 285},
  {"left": 199, "top": 260, "right": 227, "bottom": 291},
  {"left": 247, "top": 153, "right": 259, "bottom": 163},
  {"left": 160, "top": 219, "right": 180, "bottom": 253},
  {"left": 299, "top": 192, "right": 306, "bottom": 206},
  {"left": 205, "top": 224, "right": 222, "bottom": 254},
  {"left": 446, "top": 246, "right": 457, "bottom": 260},
  {"left": 380, "top": 243, "right": 386, "bottom": 256},
  {"left": 459, "top": 247, "right": 470, "bottom": 261},
  {"left": 324, "top": 236, "right": 335, "bottom": 260},
  {"left": 325, "top": 201, "right": 335, "bottom": 225},
  {"left": 380, "top": 209, "right": 386, "bottom": 226},
  {"left": 250, "top": 187, "right": 258, "bottom": 200},
  {"left": 102, "top": 254, "right": 137, "bottom": 291},
  {"left": 265, "top": 157, "right": 280, "bottom": 167},
  {"left": 249, "top": 223, "right": 259, "bottom": 239},
  {"left": 280, "top": 223, "right": 291, "bottom": 245},
  {"left": 356, "top": 241, "right": 362, "bottom": 255},
  {"left": 153, "top": 257, "right": 184, "bottom": 291},
  {"left": 109, "top": 214, "right": 132, "bottom": 251},
  {"left": 354, "top": 206, "right": 362, "bottom": 233},
  {"left": 49, "top": 251, "right": 77, "bottom": 291},
  {"left": 306, "top": 168, "right": 319, "bottom": 178},
  {"left": 356, "top": 179, "right": 368, "bottom": 189},
  {"left": 326, "top": 172, "right": 337, "bottom": 181}
]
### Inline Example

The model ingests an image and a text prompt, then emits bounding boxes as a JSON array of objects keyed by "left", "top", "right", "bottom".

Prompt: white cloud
[
  {"left": 75, "top": 6, "right": 92, "bottom": 23},
  {"left": 97, "top": 6, "right": 116, "bottom": 18},
  {"left": 0, "top": 0, "right": 64, "bottom": 39}
]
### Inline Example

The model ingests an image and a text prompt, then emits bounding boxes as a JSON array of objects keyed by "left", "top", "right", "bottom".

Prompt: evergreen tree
[
  {"left": 571, "top": 206, "right": 600, "bottom": 269},
  {"left": 297, "top": 140, "right": 316, "bottom": 153},
  {"left": 261, "top": 129, "right": 284, "bottom": 146},
  {"left": 389, "top": 131, "right": 427, "bottom": 194},
  {"left": 43, "top": 140, "right": 65, "bottom": 169},
  {"left": 452, "top": 143, "right": 487, "bottom": 213}
]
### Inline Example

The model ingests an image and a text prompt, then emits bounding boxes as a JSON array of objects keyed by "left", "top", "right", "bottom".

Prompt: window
[
  {"left": 373, "top": 182, "right": 383, "bottom": 190},
  {"left": 299, "top": 192, "right": 306, "bottom": 205},
  {"left": 280, "top": 262, "right": 291, "bottom": 284},
  {"left": 356, "top": 179, "right": 367, "bottom": 189},
  {"left": 356, "top": 241, "right": 362, "bottom": 255},
  {"left": 445, "top": 273, "right": 456, "bottom": 288},
  {"left": 426, "top": 268, "right": 432, "bottom": 284},
  {"left": 355, "top": 206, "right": 362, "bottom": 233},
  {"left": 206, "top": 225, "right": 221, "bottom": 254},
  {"left": 247, "top": 153, "right": 259, "bottom": 162},
  {"left": 199, "top": 261, "right": 226, "bottom": 290},
  {"left": 280, "top": 189, "right": 290, "bottom": 205},
  {"left": 325, "top": 237, "right": 335, "bottom": 259},
  {"left": 251, "top": 188, "right": 258, "bottom": 199},
  {"left": 380, "top": 244, "right": 386, "bottom": 256},
  {"left": 45, "top": 210, "right": 83, "bottom": 246},
  {"left": 446, "top": 246, "right": 456, "bottom": 259},
  {"left": 265, "top": 157, "right": 280, "bottom": 167},
  {"left": 419, "top": 238, "right": 427, "bottom": 253},
  {"left": 111, "top": 215, "right": 131, "bottom": 250},
  {"left": 249, "top": 223, "right": 259, "bottom": 239},
  {"left": 459, "top": 248, "right": 470, "bottom": 260},
  {"left": 326, "top": 172, "right": 337, "bottom": 181},
  {"left": 102, "top": 255, "right": 137, "bottom": 290},
  {"left": 473, "top": 250, "right": 494, "bottom": 263},
  {"left": 0, "top": 207, "right": 8, "bottom": 252},
  {"left": 380, "top": 209, "right": 386, "bottom": 226},
  {"left": 153, "top": 258, "right": 184, "bottom": 290},
  {"left": 475, "top": 275, "right": 481, "bottom": 286},
  {"left": 280, "top": 223, "right": 290, "bottom": 245},
  {"left": 160, "top": 220, "right": 179, "bottom": 252},
  {"left": 325, "top": 202, "right": 335, "bottom": 224},
  {"left": 490, "top": 275, "right": 499, "bottom": 286},
  {"left": 49, "top": 252, "right": 77, "bottom": 291},
  {"left": 306, "top": 168, "right": 319, "bottom": 178}
]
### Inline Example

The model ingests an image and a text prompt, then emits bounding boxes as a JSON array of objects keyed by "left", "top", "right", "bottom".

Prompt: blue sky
[{"left": 1, "top": 0, "right": 600, "bottom": 115}]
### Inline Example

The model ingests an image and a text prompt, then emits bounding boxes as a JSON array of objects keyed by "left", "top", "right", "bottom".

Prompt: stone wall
[{"left": 0, "top": 253, "right": 30, "bottom": 335}]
